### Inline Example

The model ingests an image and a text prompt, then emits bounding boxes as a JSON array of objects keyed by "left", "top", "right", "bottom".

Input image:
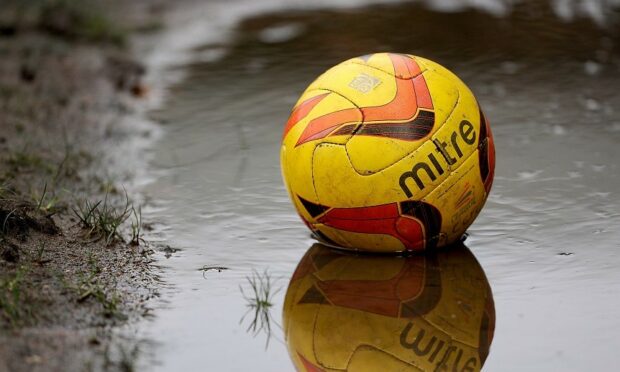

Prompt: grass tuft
[
  {"left": 129, "top": 205, "right": 143, "bottom": 246},
  {"left": 240, "top": 269, "right": 281, "bottom": 348},
  {"left": 0, "top": 0, "right": 127, "bottom": 45},
  {"left": 0, "top": 208, "right": 17, "bottom": 239},
  {"left": 0, "top": 182, "right": 8, "bottom": 199},
  {"left": 73, "top": 192, "right": 132, "bottom": 245},
  {"left": 0, "top": 266, "right": 32, "bottom": 327},
  {"left": 34, "top": 241, "right": 51, "bottom": 265},
  {"left": 32, "top": 182, "right": 60, "bottom": 214},
  {"left": 40, "top": 0, "right": 127, "bottom": 46},
  {"left": 7, "top": 151, "right": 53, "bottom": 174}
]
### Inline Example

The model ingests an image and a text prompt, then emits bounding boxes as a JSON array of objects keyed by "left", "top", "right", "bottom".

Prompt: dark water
[{"left": 140, "top": 1, "right": 620, "bottom": 370}]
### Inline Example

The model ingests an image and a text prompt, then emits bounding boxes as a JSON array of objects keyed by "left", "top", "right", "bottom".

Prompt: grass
[
  {"left": 0, "top": 0, "right": 153, "bottom": 338},
  {"left": 0, "top": 182, "right": 8, "bottom": 198},
  {"left": 75, "top": 257, "right": 122, "bottom": 319},
  {"left": 6, "top": 151, "right": 54, "bottom": 174},
  {"left": 73, "top": 192, "right": 132, "bottom": 246},
  {"left": 129, "top": 205, "right": 143, "bottom": 246},
  {"left": 1, "top": 0, "right": 128, "bottom": 46},
  {"left": 240, "top": 269, "right": 281, "bottom": 348},
  {"left": 40, "top": 0, "right": 128, "bottom": 45},
  {"left": 0, "top": 266, "right": 32, "bottom": 327},
  {"left": 0, "top": 208, "right": 17, "bottom": 240},
  {"left": 32, "top": 182, "right": 60, "bottom": 214},
  {"left": 34, "top": 241, "right": 51, "bottom": 265},
  {"left": 52, "top": 144, "right": 92, "bottom": 184},
  {"left": 73, "top": 190, "right": 146, "bottom": 247}
]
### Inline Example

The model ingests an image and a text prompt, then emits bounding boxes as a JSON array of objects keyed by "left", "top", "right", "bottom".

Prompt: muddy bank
[{"left": 0, "top": 1, "right": 171, "bottom": 371}]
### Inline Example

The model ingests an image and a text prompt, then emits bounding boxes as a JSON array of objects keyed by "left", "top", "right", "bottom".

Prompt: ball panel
[
  {"left": 345, "top": 134, "right": 428, "bottom": 177},
  {"left": 280, "top": 142, "right": 319, "bottom": 222},
  {"left": 426, "top": 80, "right": 479, "bottom": 175},
  {"left": 281, "top": 90, "right": 364, "bottom": 224},
  {"left": 311, "top": 255, "right": 407, "bottom": 282},
  {"left": 283, "top": 90, "right": 331, "bottom": 141},
  {"left": 283, "top": 89, "right": 364, "bottom": 147},
  {"left": 410, "top": 68, "right": 458, "bottom": 137},
  {"left": 312, "top": 139, "right": 449, "bottom": 206},
  {"left": 413, "top": 56, "right": 471, "bottom": 93},
  {"left": 343, "top": 68, "right": 454, "bottom": 175},
  {"left": 477, "top": 109, "right": 495, "bottom": 194},
  {"left": 294, "top": 353, "right": 335, "bottom": 372},
  {"left": 422, "top": 149, "right": 487, "bottom": 245},
  {"left": 418, "top": 245, "right": 492, "bottom": 347},
  {"left": 307, "top": 199, "right": 444, "bottom": 252},
  {"left": 479, "top": 293, "right": 496, "bottom": 364},
  {"left": 304, "top": 53, "right": 459, "bottom": 175},
  {"left": 347, "top": 347, "right": 425, "bottom": 372},
  {"left": 398, "top": 319, "right": 484, "bottom": 371},
  {"left": 306, "top": 62, "right": 399, "bottom": 111},
  {"left": 309, "top": 75, "right": 477, "bottom": 207},
  {"left": 348, "top": 53, "right": 426, "bottom": 79},
  {"left": 313, "top": 223, "right": 407, "bottom": 253},
  {"left": 313, "top": 305, "right": 408, "bottom": 369},
  {"left": 414, "top": 57, "right": 486, "bottom": 175},
  {"left": 310, "top": 223, "right": 356, "bottom": 249}
]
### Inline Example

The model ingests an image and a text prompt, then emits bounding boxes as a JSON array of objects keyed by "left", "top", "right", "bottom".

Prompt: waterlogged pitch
[{"left": 280, "top": 53, "right": 495, "bottom": 252}]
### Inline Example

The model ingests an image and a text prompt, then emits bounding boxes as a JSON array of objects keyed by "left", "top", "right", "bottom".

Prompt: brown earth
[{"left": 0, "top": 1, "right": 173, "bottom": 371}]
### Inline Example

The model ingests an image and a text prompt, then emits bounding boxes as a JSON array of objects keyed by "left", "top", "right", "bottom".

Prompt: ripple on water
[{"left": 140, "top": 1, "right": 620, "bottom": 371}]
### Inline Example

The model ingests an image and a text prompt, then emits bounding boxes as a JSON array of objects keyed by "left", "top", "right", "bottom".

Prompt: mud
[{"left": 0, "top": 1, "right": 170, "bottom": 371}]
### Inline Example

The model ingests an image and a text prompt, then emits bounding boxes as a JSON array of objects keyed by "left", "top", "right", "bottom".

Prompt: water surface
[{"left": 140, "top": 1, "right": 620, "bottom": 370}]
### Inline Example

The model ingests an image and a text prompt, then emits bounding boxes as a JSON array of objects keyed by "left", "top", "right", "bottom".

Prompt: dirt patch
[{"left": 0, "top": 1, "right": 170, "bottom": 370}]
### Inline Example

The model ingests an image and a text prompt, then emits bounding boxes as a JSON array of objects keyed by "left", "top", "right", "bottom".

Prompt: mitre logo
[
  {"left": 399, "top": 120, "right": 477, "bottom": 198},
  {"left": 349, "top": 73, "right": 381, "bottom": 93}
]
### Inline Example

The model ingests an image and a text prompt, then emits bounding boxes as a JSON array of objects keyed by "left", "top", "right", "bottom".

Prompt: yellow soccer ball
[
  {"left": 283, "top": 243, "right": 495, "bottom": 372},
  {"left": 281, "top": 53, "right": 495, "bottom": 252}
]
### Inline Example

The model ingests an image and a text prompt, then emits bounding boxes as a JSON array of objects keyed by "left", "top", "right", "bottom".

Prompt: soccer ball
[
  {"left": 283, "top": 243, "right": 495, "bottom": 372},
  {"left": 280, "top": 53, "right": 495, "bottom": 252}
]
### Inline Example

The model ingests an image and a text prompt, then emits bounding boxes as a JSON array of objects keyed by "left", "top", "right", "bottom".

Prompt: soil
[{"left": 0, "top": 1, "right": 172, "bottom": 370}]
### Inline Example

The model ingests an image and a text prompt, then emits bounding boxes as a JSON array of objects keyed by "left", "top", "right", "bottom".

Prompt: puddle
[{"left": 139, "top": 1, "right": 620, "bottom": 370}]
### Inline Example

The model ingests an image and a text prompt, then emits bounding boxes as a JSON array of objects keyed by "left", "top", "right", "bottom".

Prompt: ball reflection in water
[{"left": 283, "top": 243, "right": 495, "bottom": 371}]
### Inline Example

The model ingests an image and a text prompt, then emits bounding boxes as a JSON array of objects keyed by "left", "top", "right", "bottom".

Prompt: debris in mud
[
  {"left": 161, "top": 245, "right": 179, "bottom": 258},
  {"left": 107, "top": 54, "right": 149, "bottom": 97},
  {"left": 198, "top": 265, "right": 230, "bottom": 278}
]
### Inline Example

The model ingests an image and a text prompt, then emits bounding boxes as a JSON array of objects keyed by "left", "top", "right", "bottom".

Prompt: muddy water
[{"left": 140, "top": 1, "right": 620, "bottom": 371}]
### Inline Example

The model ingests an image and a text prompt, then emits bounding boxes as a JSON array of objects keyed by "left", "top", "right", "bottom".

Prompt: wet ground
[{"left": 140, "top": 1, "right": 620, "bottom": 370}]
